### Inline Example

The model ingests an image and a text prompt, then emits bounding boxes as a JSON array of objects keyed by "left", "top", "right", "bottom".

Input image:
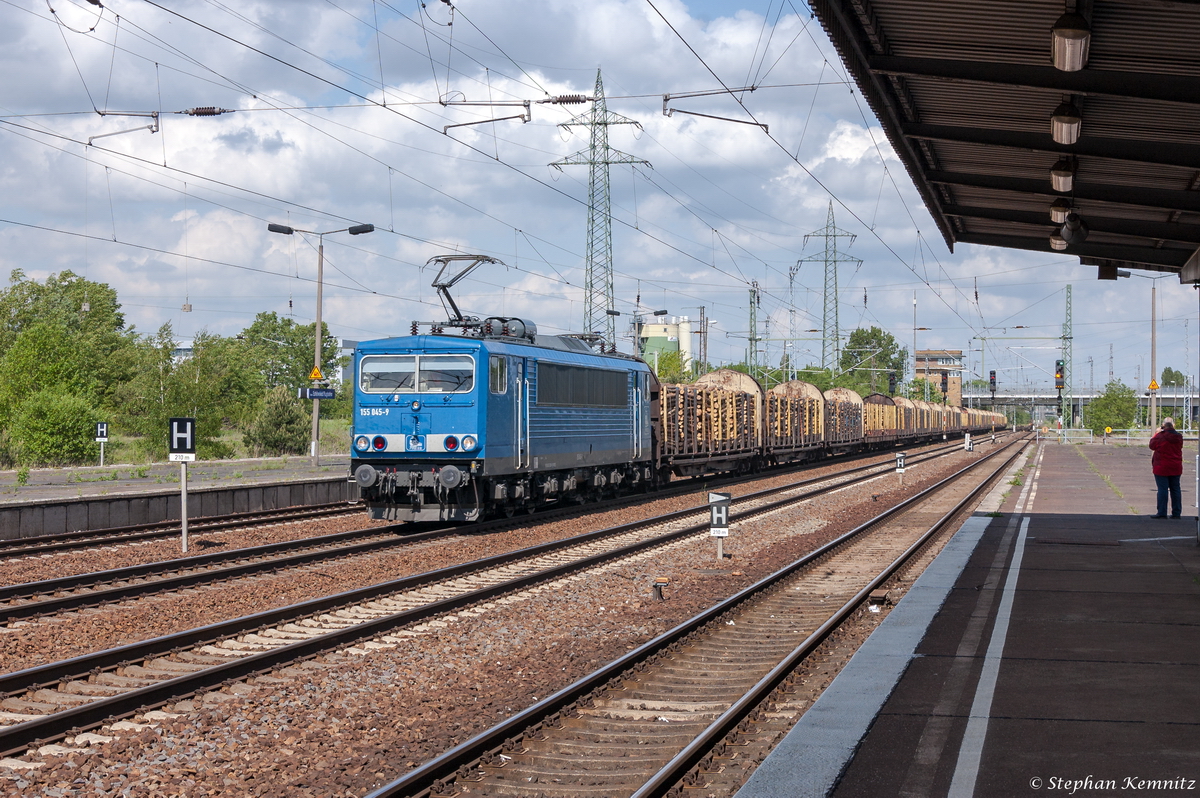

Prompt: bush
[
  {"left": 10, "top": 389, "right": 101, "bottom": 466},
  {"left": 244, "top": 386, "right": 310, "bottom": 456}
]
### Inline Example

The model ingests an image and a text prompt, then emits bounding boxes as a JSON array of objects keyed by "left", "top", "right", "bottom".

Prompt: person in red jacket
[{"left": 1148, "top": 417, "right": 1184, "bottom": 518}]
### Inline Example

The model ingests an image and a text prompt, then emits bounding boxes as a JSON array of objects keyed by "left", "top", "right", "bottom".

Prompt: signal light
[
  {"left": 989, "top": 370, "right": 997, "bottom": 392},
  {"left": 888, "top": 372, "right": 897, "bottom": 395},
  {"left": 940, "top": 372, "right": 949, "bottom": 395},
  {"left": 1055, "top": 359, "right": 1065, "bottom": 389}
]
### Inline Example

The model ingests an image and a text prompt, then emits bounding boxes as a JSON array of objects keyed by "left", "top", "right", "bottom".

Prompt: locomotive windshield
[
  {"left": 359, "top": 354, "right": 474, "bottom": 394},
  {"left": 360, "top": 355, "right": 415, "bottom": 392},
  {"left": 418, "top": 355, "right": 475, "bottom": 393}
]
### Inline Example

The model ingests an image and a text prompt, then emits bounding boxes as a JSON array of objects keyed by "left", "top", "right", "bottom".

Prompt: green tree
[
  {"left": 244, "top": 386, "right": 309, "bottom": 456},
  {"left": 1084, "top": 380, "right": 1137, "bottom": 434},
  {"left": 839, "top": 327, "right": 908, "bottom": 393},
  {"left": 0, "top": 269, "right": 126, "bottom": 357},
  {"left": 648, "top": 349, "right": 691, "bottom": 384},
  {"left": 1161, "top": 366, "right": 1186, "bottom": 387},
  {"left": 903, "top": 378, "right": 945, "bottom": 404},
  {"left": 113, "top": 325, "right": 254, "bottom": 459},
  {"left": 0, "top": 322, "right": 95, "bottom": 425},
  {"left": 240, "top": 311, "right": 340, "bottom": 392},
  {"left": 0, "top": 271, "right": 140, "bottom": 427},
  {"left": 9, "top": 389, "right": 101, "bottom": 466}
]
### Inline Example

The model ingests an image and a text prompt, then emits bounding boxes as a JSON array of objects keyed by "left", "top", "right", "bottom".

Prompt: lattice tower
[
  {"left": 551, "top": 70, "right": 649, "bottom": 348},
  {"left": 799, "top": 202, "right": 860, "bottom": 370}
]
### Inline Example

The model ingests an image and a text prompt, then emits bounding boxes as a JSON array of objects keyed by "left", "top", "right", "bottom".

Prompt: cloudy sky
[{"left": 1, "top": 0, "right": 1196, "bottom": 396}]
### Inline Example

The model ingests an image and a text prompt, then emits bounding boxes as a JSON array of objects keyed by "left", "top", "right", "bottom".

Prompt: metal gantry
[
  {"left": 748, "top": 281, "right": 762, "bottom": 380},
  {"left": 551, "top": 70, "right": 649, "bottom": 349},
  {"left": 1062, "top": 284, "right": 1073, "bottom": 427},
  {"left": 799, "top": 202, "right": 860, "bottom": 370}
]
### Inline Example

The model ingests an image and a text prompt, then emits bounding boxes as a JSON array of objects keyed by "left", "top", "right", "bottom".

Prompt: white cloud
[{"left": 0, "top": 0, "right": 1179, "bottom": 388}]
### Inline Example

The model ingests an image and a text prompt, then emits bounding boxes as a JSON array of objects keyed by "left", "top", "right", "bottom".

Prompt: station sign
[
  {"left": 95, "top": 422, "right": 109, "bottom": 443},
  {"left": 168, "top": 417, "right": 197, "bottom": 462},
  {"left": 709, "top": 492, "right": 731, "bottom": 537},
  {"left": 300, "top": 387, "right": 336, "bottom": 400}
]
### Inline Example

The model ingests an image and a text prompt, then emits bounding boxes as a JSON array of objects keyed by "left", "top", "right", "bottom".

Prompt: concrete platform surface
[
  {"left": 0, "top": 456, "right": 351, "bottom": 507},
  {"left": 737, "top": 441, "right": 1200, "bottom": 798}
]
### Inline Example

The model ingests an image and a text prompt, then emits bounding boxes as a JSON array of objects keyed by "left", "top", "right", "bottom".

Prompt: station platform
[
  {"left": 737, "top": 440, "right": 1200, "bottom": 798},
  {"left": 0, "top": 456, "right": 355, "bottom": 539}
]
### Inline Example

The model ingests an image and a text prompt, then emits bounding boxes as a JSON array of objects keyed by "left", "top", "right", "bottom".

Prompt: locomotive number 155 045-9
[{"left": 360, "top": 408, "right": 390, "bottom": 416}]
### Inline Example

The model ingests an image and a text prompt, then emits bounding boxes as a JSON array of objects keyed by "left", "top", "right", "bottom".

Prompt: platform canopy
[{"left": 811, "top": 0, "right": 1200, "bottom": 281}]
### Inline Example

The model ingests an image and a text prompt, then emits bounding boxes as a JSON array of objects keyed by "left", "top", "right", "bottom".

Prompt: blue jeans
[{"left": 1155, "top": 474, "right": 1182, "bottom": 517}]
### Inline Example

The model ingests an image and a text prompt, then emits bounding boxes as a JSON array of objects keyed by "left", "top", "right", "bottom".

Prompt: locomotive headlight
[
  {"left": 443, "top": 435, "right": 459, "bottom": 451},
  {"left": 411, "top": 400, "right": 420, "bottom": 411},
  {"left": 355, "top": 435, "right": 371, "bottom": 452},
  {"left": 372, "top": 435, "right": 387, "bottom": 451},
  {"left": 460, "top": 435, "right": 477, "bottom": 451}
]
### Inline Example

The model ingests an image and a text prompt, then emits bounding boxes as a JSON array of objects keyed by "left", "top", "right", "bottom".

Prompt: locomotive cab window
[
  {"left": 419, "top": 354, "right": 475, "bottom": 393},
  {"left": 360, "top": 355, "right": 415, "bottom": 393},
  {"left": 489, "top": 355, "right": 507, "bottom": 394}
]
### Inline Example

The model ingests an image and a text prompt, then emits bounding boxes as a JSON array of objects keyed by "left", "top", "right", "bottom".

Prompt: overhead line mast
[
  {"left": 799, "top": 202, "right": 860, "bottom": 370},
  {"left": 551, "top": 70, "right": 649, "bottom": 350}
]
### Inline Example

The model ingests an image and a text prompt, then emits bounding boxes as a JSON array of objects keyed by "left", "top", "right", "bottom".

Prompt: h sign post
[
  {"left": 168, "top": 418, "right": 196, "bottom": 553},
  {"left": 95, "top": 422, "right": 109, "bottom": 467},
  {"left": 896, "top": 451, "right": 907, "bottom": 486},
  {"left": 709, "top": 491, "right": 731, "bottom": 561}
]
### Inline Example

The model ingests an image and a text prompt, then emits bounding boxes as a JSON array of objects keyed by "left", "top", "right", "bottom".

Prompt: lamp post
[
  {"left": 267, "top": 222, "right": 374, "bottom": 464},
  {"left": 1115, "top": 271, "right": 1169, "bottom": 429}
]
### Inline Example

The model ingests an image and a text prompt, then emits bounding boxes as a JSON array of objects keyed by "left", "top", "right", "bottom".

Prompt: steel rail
[
  {"left": 0, "top": 436, "right": 1006, "bottom": 756},
  {"left": 1, "top": 438, "right": 974, "bottom": 623},
  {"left": 362, "top": 436, "right": 1028, "bottom": 798},
  {"left": 0, "top": 429, "right": 1006, "bottom": 556},
  {"left": 632, "top": 441, "right": 1029, "bottom": 797}
]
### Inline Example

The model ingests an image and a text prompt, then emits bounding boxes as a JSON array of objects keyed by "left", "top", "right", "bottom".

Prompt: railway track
[
  {"left": 1, "top": 439, "right": 989, "bottom": 625},
  {"left": 1, "top": 432, "right": 1011, "bottom": 560},
  {"left": 0, "top": 437, "right": 1016, "bottom": 760},
  {"left": 362, "top": 436, "right": 1030, "bottom": 798}
]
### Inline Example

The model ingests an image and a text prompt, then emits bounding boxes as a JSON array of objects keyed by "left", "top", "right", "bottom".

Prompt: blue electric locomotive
[{"left": 351, "top": 317, "right": 656, "bottom": 522}]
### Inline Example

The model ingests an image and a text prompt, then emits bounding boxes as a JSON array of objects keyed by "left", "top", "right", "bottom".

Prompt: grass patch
[
  {"left": 985, "top": 511, "right": 1004, "bottom": 518},
  {"left": 1072, "top": 446, "right": 1136, "bottom": 512}
]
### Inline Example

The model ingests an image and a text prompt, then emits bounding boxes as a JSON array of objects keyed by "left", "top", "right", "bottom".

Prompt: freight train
[{"left": 349, "top": 316, "right": 1005, "bottom": 522}]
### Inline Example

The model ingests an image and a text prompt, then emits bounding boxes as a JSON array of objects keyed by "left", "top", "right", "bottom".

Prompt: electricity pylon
[
  {"left": 799, "top": 202, "right": 860, "bottom": 370},
  {"left": 551, "top": 70, "right": 649, "bottom": 348}
]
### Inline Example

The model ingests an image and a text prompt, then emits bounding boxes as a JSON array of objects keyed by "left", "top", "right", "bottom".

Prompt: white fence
[
  {"left": 1037, "top": 428, "right": 1094, "bottom": 444},
  {"left": 1036, "top": 428, "right": 1190, "bottom": 444}
]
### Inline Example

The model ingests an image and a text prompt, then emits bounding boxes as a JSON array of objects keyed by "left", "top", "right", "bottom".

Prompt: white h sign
[
  {"left": 709, "top": 492, "right": 731, "bottom": 538},
  {"left": 169, "top": 417, "right": 196, "bottom": 462}
]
